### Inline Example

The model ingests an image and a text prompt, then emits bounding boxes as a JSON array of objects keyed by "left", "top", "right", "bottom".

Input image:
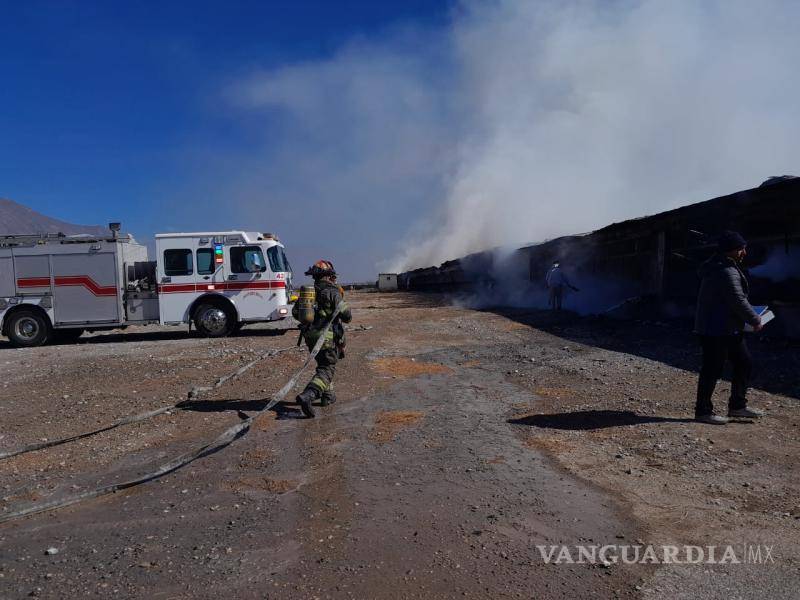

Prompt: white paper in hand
[{"left": 744, "top": 306, "right": 774, "bottom": 332}]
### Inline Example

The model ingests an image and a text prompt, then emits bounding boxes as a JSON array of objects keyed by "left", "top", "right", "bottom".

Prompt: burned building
[{"left": 400, "top": 178, "right": 800, "bottom": 336}]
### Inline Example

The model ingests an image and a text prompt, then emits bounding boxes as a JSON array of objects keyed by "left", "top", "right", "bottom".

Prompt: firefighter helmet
[{"left": 305, "top": 260, "right": 336, "bottom": 279}]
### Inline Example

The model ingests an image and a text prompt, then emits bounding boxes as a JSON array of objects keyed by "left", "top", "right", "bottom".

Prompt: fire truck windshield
[
  {"left": 267, "top": 245, "right": 291, "bottom": 274},
  {"left": 230, "top": 246, "right": 267, "bottom": 273}
]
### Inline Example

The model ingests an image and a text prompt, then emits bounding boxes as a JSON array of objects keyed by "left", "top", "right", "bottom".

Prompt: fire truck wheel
[
  {"left": 7, "top": 309, "right": 52, "bottom": 347},
  {"left": 194, "top": 303, "right": 235, "bottom": 337}
]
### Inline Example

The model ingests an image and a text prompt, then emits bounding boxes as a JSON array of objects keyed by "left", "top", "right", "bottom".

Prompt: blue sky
[
  {"left": 1, "top": 1, "right": 452, "bottom": 279},
  {"left": 3, "top": 1, "right": 798, "bottom": 280}
]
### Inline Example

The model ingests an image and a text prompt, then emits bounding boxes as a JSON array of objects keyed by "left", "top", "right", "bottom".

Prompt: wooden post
[{"left": 654, "top": 231, "right": 666, "bottom": 297}]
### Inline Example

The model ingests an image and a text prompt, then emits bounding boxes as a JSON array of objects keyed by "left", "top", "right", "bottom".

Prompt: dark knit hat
[{"left": 718, "top": 230, "right": 747, "bottom": 252}]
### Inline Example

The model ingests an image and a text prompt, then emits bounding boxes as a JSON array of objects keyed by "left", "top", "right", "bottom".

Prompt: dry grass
[
  {"left": 370, "top": 357, "right": 452, "bottom": 378},
  {"left": 369, "top": 410, "right": 424, "bottom": 443},
  {"left": 534, "top": 386, "right": 575, "bottom": 400},
  {"left": 460, "top": 360, "right": 483, "bottom": 368},
  {"left": 523, "top": 434, "right": 574, "bottom": 454},
  {"left": 254, "top": 413, "right": 278, "bottom": 432},
  {"left": 502, "top": 321, "right": 531, "bottom": 332}
]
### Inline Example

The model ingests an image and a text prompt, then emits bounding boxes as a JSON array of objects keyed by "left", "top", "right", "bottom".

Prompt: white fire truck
[{"left": 0, "top": 225, "right": 293, "bottom": 347}]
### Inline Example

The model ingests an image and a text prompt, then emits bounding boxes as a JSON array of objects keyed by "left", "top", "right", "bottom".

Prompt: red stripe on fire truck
[
  {"left": 54, "top": 276, "right": 117, "bottom": 296},
  {"left": 16, "top": 277, "right": 51, "bottom": 288},
  {"left": 17, "top": 276, "right": 117, "bottom": 297},
  {"left": 158, "top": 281, "right": 286, "bottom": 294}
]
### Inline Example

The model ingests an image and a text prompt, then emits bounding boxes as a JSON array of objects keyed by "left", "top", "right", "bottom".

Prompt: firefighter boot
[
  {"left": 320, "top": 390, "right": 337, "bottom": 407},
  {"left": 296, "top": 387, "right": 318, "bottom": 419}
]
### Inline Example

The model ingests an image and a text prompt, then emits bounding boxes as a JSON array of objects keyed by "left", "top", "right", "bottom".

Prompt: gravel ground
[{"left": 0, "top": 291, "right": 797, "bottom": 598}]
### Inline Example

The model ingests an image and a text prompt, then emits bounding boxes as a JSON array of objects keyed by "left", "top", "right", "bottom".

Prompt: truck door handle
[
  {"left": 161, "top": 276, "right": 172, "bottom": 283},
  {"left": 203, "top": 276, "right": 210, "bottom": 280},
  {"left": 254, "top": 272, "right": 262, "bottom": 279},
  {"left": 228, "top": 274, "right": 238, "bottom": 280}
]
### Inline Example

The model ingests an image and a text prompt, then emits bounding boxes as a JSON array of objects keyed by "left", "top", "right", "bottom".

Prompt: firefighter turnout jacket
[{"left": 292, "top": 279, "right": 352, "bottom": 351}]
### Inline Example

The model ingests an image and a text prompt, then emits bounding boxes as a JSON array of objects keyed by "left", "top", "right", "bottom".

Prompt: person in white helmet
[{"left": 546, "top": 261, "right": 578, "bottom": 310}]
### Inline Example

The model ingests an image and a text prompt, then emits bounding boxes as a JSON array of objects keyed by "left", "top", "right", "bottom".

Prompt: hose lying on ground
[
  {"left": 0, "top": 405, "right": 179, "bottom": 461},
  {"left": 0, "top": 304, "right": 341, "bottom": 524},
  {"left": 0, "top": 346, "right": 298, "bottom": 461}
]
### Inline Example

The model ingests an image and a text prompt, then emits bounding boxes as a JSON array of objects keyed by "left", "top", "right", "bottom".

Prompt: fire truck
[{"left": 0, "top": 224, "right": 293, "bottom": 347}]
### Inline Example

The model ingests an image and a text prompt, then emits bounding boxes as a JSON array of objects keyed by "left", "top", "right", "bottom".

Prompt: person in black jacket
[{"left": 694, "top": 231, "right": 764, "bottom": 424}]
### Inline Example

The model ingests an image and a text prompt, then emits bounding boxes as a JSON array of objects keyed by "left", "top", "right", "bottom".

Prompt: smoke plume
[
  {"left": 751, "top": 246, "right": 800, "bottom": 282},
  {"left": 226, "top": 0, "right": 800, "bottom": 280}
]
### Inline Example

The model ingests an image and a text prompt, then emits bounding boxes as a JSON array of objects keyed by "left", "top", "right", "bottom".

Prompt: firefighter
[
  {"left": 292, "top": 260, "right": 352, "bottom": 418},
  {"left": 546, "top": 261, "right": 579, "bottom": 310}
]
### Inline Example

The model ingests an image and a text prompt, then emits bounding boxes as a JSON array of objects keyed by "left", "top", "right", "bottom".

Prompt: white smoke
[
  {"left": 225, "top": 0, "right": 800, "bottom": 280},
  {"left": 751, "top": 245, "right": 800, "bottom": 281},
  {"left": 222, "top": 28, "right": 460, "bottom": 281},
  {"left": 392, "top": 0, "right": 800, "bottom": 271}
]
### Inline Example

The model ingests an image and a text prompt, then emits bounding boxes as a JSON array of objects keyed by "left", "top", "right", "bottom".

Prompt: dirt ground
[{"left": 0, "top": 291, "right": 797, "bottom": 599}]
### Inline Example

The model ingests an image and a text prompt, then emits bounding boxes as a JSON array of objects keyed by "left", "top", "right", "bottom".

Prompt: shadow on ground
[
  {"left": 180, "top": 398, "right": 310, "bottom": 419},
  {"left": 484, "top": 307, "right": 800, "bottom": 401},
  {"left": 509, "top": 410, "right": 694, "bottom": 431},
  {"left": 0, "top": 326, "right": 292, "bottom": 350}
]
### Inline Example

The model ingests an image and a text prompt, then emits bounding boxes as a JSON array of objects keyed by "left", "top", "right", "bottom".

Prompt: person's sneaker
[
  {"left": 695, "top": 413, "right": 729, "bottom": 425},
  {"left": 296, "top": 390, "right": 316, "bottom": 418},
  {"left": 728, "top": 407, "right": 764, "bottom": 418}
]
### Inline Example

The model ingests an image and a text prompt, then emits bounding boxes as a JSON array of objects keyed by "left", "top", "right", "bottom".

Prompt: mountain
[{"left": 0, "top": 198, "right": 109, "bottom": 237}]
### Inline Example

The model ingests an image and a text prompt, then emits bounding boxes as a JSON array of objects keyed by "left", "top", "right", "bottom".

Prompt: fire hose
[
  {"left": 0, "top": 347, "right": 298, "bottom": 461},
  {"left": 0, "top": 304, "right": 342, "bottom": 524}
]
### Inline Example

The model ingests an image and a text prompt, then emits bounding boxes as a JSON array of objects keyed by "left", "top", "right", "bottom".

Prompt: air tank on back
[{"left": 296, "top": 285, "right": 316, "bottom": 325}]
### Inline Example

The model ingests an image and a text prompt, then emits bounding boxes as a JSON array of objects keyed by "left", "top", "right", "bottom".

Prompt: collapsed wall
[{"left": 399, "top": 178, "right": 800, "bottom": 336}]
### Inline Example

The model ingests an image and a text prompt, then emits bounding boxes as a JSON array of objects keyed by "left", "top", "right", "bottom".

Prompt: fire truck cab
[
  {"left": 0, "top": 227, "right": 293, "bottom": 347},
  {"left": 154, "top": 231, "right": 292, "bottom": 336}
]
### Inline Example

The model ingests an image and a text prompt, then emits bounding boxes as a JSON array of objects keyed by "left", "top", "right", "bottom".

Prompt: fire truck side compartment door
[
  {"left": 0, "top": 250, "right": 15, "bottom": 297},
  {"left": 52, "top": 252, "right": 120, "bottom": 324},
  {"left": 13, "top": 254, "right": 51, "bottom": 296}
]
